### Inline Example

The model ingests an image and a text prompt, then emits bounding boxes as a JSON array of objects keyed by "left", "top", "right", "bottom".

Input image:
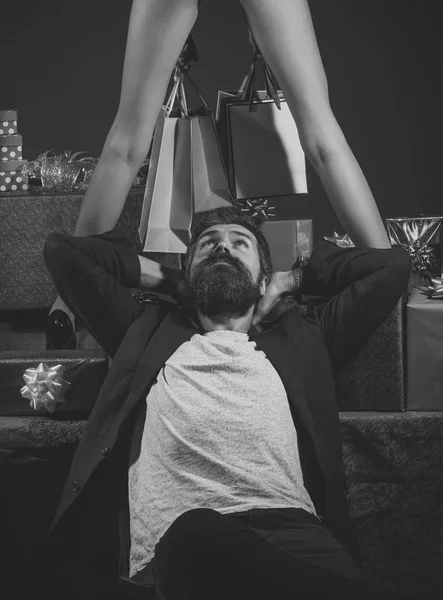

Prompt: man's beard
[{"left": 188, "top": 254, "right": 263, "bottom": 319}]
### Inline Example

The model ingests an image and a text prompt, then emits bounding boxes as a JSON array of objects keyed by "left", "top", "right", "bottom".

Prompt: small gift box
[
  {"left": 0, "top": 350, "right": 109, "bottom": 417},
  {"left": 385, "top": 216, "right": 442, "bottom": 286},
  {"left": 406, "top": 287, "right": 443, "bottom": 410},
  {"left": 0, "top": 109, "right": 18, "bottom": 135},
  {"left": 0, "top": 159, "right": 28, "bottom": 192},
  {"left": 258, "top": 219, "right": 313, "bottom": 270},
  {"left": 0, "top": 134, "right": 23, "bottom": 161}
]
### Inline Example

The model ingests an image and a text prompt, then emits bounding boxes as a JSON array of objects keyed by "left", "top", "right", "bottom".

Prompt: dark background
[{"left": 2, "top": 0, "right": 441, "bottom": 240}]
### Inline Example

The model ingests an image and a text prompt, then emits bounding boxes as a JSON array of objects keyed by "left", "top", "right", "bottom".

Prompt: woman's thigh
[
  {"left": 115, "top": 0, "right": 199, "bottom": 132},
  {"left": 236, "top": 0, "right": 336, "bottom": 149}
]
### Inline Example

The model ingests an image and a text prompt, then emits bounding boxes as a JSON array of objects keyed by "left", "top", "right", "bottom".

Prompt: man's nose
[{"left": 214, "top": 242, "right": 230, "bottom": 254}]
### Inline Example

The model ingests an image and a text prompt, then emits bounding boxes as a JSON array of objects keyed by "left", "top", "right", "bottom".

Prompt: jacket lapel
[
  {"left": 51, "top": 309, "right": 199, "bottom": 531},
  {"left": 125, "top": 309, "right": 200, "bottom": 409},
  {"left": 250, "top": 318, "right": 327, "bottom": 480}
]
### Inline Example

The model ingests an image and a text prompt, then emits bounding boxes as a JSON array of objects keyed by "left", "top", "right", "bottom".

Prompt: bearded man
[{"left": 41, "top": 206, "right": 410, "bottom": 600}]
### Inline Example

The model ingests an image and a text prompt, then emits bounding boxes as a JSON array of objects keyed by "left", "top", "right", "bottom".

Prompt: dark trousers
[{"left": 130, "top": 507, "right": 369, "bottom": 600}]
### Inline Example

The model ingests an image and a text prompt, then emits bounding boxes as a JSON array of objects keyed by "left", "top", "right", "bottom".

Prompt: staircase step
[
  {"left": 1, "top": 411, "right": 442, "bottom": 599},
  {"left": 0, "top": 308, "right": 101, "bottom": 351},
  {"left": 0, "top": 349, "right": 109, "bottom": 417}
]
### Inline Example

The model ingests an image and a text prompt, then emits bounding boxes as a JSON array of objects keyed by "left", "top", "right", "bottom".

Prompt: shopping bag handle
[
  {"left": 164, "top": 68, "right": 187, "bottom": 117},
  {"left": 237, "top": 30, "right": 282, "bottom": 112},
  {"left": 164, "top": 64, "right": 212, "bottom": 118}
]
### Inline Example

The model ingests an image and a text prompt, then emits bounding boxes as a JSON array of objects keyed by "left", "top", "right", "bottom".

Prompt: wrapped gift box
[
  {"left": 0, "top": 188, "right": 182, "bottom": 310},
  {"left": 0, "top": 160, "right": 28, "bottom": 192},
  {"left": 0, "top": 109, "right": 18, "bottom": 135},
  {"left": 216, "top": 89, "right": 307, "bottom": 199},
  {"left": 305, "top": 295, "right": 406, "bottom": 410},
  {"left": 259, "top": 219, "right": 313, "bottom": 270},
  {"left": 406, "top": 287, "right": 443, "bottom": 410},
  {"left": 336, "top": 296, "right": 406, "bottom": 410},
  {"left": 0, "top": 350, "right": 109, "bottom": 417},
  {"left": 1, "top": 134, "right": 23, "bottom": 161}
]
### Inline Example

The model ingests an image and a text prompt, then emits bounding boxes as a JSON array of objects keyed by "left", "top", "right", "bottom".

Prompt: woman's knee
[
  {"left": 301, "top": 127, "right": 349, "bottom": 169},
  {"left": 102, "top": 124, "right": 148, "bottom": 169}
]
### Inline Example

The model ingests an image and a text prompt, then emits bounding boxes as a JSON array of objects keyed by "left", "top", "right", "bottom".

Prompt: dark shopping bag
[{"left": 216, "top": 33, "right": 307, "bottom": 200}]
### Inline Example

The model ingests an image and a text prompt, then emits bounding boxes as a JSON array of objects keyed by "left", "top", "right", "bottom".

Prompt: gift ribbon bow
[
  {"left": 404, "top": 244, "right": 435, "bottom": 274},
  {"left": 240, "top": 198, "right": 275, "bottom": 219},
  {"left": 419, "top": 275, "right": 443, "bottom": 299},
  {"left": 324, "top": 232, "right": 355, "bottom": 248},
  {"left": 20, "top": 362, "right": 71, "bottom": 413},
  {"left": 385, "top": 217, "right": 442, "bottom": 275}
]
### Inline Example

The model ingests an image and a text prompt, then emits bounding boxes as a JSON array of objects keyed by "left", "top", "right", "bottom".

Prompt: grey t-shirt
[{"left": 128, "top": 329, "right": 316, "bottom": 579}]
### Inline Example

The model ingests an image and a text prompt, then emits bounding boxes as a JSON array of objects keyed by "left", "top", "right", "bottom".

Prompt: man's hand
[
  {"left": 175, "top": 276, "right": 196, "bottom": 315},
  {"left": 252, "top": 271, "right": 295, "bottom": 327}
]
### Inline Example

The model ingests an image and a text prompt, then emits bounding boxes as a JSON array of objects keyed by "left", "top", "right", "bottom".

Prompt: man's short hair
[{"left": 184, "top": 206, "right": 273, "bottom": 279}]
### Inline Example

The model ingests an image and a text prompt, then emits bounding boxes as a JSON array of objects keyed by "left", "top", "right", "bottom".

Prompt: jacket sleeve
[
  {"left": 300, "top": 241, "right": 412, "bottom": 375},
  {"left": 44, "top": 228, "right": 144, "bottom": 358}
]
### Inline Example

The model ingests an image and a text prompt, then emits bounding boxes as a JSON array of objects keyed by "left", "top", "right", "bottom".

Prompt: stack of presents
[
  {"left": 0, "top": 109, "right": 28, "bottom": 192},
  {"left": 1, "top": 43, "right": 443, "bottom": 600}
]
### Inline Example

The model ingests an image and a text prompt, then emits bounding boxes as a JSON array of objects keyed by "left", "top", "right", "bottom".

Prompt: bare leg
[
  {"left": 238, "top": 0, "right": 391, "bottom": 248},
  {"left": 49, "top": 0, "right": 199, "bottom": 325},
  {"left": 74, "top": 0, "right": 200, "bottom": 237}
]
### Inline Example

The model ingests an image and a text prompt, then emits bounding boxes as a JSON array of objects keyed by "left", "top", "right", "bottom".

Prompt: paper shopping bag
[
  {"left": 139, "top": 65, "right": 232, "bottom": 254},
  {"left": 138, "top": 104, "right": 192, "bottom": 253},
  {"left": 216, "top": 36, "right": 307, "bottom": 200},
  {"left": 190, "top": 110, "right": 233, "bottom": 214}
]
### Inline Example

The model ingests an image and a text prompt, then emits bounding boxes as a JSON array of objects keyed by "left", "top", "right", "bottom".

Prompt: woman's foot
[{"left": 46, "top": 309, "right": 77, "bottom": 350}]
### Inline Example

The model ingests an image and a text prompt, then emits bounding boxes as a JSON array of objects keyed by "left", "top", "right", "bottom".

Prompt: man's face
[{"left": 187, "top": 224, "right": 267, "bottom": 318}]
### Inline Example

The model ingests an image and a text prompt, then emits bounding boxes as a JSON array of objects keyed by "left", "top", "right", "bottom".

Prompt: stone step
[
  {"left": 0, "top": 349, "right": 109, "bottom": 417},
  {"left": 1, "top": 411, "right": 442, "bottom": 599},
  {"left": 0, "top": 308, "right": 102, "bottom": 352}
]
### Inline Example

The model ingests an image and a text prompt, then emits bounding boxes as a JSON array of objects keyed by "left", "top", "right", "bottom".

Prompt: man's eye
[
  {"left": 201, "top": 240, "right": 215, "bottom": 248},
  {"left": 234, "top": 240, "right": 248, "bottom": 247}
]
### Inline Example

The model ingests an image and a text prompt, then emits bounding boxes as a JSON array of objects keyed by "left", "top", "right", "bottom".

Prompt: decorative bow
[
  {"left": 21, "top": 148, "right": 150, "bottom": 191},
  {"left": 324, "top": 232, "right": 355, "bottom": 248},
  {"left": 20, "top": 362, "right": 71, "bottom": 413},
  {"left": 385, "top": 216, "right": 442, "bottom": 276},
  {"left": 404, "top": 244, "right": 435, "bottom": 274},
  {"left": 239, "top": 198, "right": 275, "bottom": 219},
  {"left": 419, "top": 275, "right": 443, "bottom": 299}
]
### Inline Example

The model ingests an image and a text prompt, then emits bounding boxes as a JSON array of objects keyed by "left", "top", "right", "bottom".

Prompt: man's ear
[{"left": 259, "top": 275, "right": 269, "bottom": 297}]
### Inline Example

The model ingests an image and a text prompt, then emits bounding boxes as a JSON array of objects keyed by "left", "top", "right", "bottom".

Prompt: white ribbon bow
[
  {"left": 324, "top": 231, "right": 355, "bottom": 248},
  {"left": 20, "top": 362, "right": 71, "bottom": 413}
]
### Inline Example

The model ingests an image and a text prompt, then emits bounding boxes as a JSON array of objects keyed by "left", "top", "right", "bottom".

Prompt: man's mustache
[{"left": 198, "top": 254, "right": 243, "bottom": 272}]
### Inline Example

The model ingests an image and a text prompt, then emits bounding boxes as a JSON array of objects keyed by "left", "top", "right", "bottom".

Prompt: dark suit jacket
[{"left": 42, "top": 228, "right": 411, "bottom": 598}]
